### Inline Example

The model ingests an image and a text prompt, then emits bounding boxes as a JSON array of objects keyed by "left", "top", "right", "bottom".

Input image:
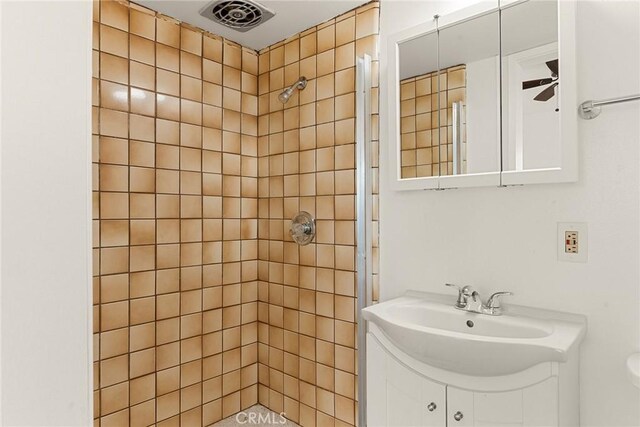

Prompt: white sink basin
[{"left": 363, "top": 291, "right": 586, "bottom": 376}]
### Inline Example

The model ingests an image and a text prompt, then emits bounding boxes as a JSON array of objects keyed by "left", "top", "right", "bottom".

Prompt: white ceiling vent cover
[{"left": 199, "top": 0, "right": 275, "bottom": 32}]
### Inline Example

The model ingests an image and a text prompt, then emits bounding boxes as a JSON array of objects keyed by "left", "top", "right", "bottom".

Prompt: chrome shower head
[
  {"left": 278, "top": 87, "right": 295, "bottom": 103},
  {"left": 279, "top": 76, "right": 307, "bottom": 103}
]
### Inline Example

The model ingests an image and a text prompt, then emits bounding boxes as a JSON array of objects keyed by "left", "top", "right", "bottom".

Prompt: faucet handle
[
  {"left": 461, "top": 285, "right": 475, "bottom": 296},
  {"left": 445, "top": 284, "right": 467, "bottom": 308},
  {"left": 486, "top": 291, "right": 513, "bottom": 309}
]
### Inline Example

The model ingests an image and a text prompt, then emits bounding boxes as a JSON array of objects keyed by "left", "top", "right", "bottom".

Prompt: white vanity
[{"left": 363, "top": 292, "right": 586, "bottom": 426}]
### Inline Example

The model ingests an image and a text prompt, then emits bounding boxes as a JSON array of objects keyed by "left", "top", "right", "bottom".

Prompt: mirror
[
  {"left": 398, "top": 31, "right": 439, "bottom": 179},
  {"left": 501, "top": 0, "right": 560, "bottom": 172},
  {"left": 388, "top": 0, "right": 576, "bottom": 190},
  {"left": 396, "top": 8, "right": 502, "bottom": 183},
  {"left": 438, "top": 10, "right": 501, "bottom": 179}
]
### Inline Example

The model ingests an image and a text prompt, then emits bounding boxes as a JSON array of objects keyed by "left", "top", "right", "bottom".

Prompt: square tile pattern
[
  {"left": 399, "top": 65, "right": 466, "bottom": 178},
  {"left": 93, "top": 1, "right": 380, "bottom": 426}
]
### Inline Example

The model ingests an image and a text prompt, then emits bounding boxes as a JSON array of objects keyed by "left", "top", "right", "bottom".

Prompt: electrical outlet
[
  {"left": 558, "top": 223, "right": 588, "bottom": 263},
  {"left": 565, "top": 231, "right": 578, "bottom": 253}
]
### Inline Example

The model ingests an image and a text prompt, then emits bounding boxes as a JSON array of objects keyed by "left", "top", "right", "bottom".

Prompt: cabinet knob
[
  {"left": 427, "top": 402, "right": 437, "bottom": 412},
  {"left": 454, "top": 411, "right": 464, "bottom": 421}
]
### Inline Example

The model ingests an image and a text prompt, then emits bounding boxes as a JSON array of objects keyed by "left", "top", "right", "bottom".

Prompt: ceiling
[{"left": 137, "top": 0, "right": 368, "bottom": 51}]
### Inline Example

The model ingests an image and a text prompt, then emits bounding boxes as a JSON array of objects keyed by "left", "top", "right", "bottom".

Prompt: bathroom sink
[{"left": 363, "top": 291, "right": 586, "bottom": 376}]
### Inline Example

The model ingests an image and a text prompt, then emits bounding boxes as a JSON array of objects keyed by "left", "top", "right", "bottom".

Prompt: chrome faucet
[{"left": 445, "top": 284, "right": 512, "bottom": 316}]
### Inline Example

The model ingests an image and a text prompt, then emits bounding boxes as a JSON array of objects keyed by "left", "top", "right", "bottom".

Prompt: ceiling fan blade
[
  {"left": 546, "top": 59, "right": 559, "bottom": 76},
  {"left": 522, "top": 78, "right": 554, "bottom": 90},
  {"left": 534, "top": 82, "right": 558, "bottom": 101}
]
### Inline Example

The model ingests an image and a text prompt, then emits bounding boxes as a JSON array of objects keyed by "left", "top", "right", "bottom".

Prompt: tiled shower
[{"left": 92, "top": 1, "right": 380, "bottom": 425}]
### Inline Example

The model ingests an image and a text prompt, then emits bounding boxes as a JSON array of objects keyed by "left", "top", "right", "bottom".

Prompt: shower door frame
[{"left": 356, "top": 54, "right": 373, "bottom": 427}]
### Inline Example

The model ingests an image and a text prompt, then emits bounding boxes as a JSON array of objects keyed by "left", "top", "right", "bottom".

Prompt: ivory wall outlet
[{"left": 558, "top": 222, "right": 588, "bottom": 263}]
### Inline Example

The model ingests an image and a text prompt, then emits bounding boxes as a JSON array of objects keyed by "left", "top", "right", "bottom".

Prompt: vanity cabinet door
[
  {"left": 449, "top": 386, "right": 524, "bottom": 426},
  {"left": 386, "top": 355, "right": 446, "bottom": 426},
  {"left": 367, "top": 334, "right": 446, "bottom": 426},
  {"left": 447, "top": 378, "right": 558, "bottom": 427},
  {"left": 367, "top": 333, "right": 559, "bottom": 427},
  {"left": 447, "top": 387, "right": 475, "bottom": 426}
]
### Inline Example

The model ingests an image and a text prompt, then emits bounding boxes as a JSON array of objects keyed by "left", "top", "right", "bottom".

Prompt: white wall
[
  {"left": 379, "top": 1, "right": 640, "bottom": 426},
  {"left": 0, "top": 1, "right": 93, "bottom": 425}
]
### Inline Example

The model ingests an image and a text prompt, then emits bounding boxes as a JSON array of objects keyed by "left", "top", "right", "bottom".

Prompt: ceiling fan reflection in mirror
[{"left": 522, "top": 59, "right": 559, "bottom": 111}]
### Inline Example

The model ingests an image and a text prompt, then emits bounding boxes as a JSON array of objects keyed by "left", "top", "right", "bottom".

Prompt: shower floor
[{"left": 212, "top": 404, "right": 299, "bottom": 427}]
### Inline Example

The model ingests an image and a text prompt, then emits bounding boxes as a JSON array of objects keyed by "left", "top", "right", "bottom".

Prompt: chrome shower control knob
[
  {"left": 453, "top": 411, "right": 464, "bottom": 421},
  {"left": 289, "top": 211, "right": 315, "bottom": 246},
  {"left": 427, "top": 402, "right": 437, "bottom": 412}
]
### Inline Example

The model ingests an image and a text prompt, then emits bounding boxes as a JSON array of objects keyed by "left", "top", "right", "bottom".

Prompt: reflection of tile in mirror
[{"left": 399, "top": 65, "right": 466, "bottom": 178}]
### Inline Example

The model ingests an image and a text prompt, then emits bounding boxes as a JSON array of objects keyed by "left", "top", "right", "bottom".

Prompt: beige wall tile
[
  {"left": 100, "top": 53, "right": 129, "bottom": 84},
  {"left": 100, "top": 24, "right": 128, "bottom": 58},
  {"left": 94, "top": 1, "right": 378, "bottom": 425},
  {"left": 156, "top": 44, "right": 180, "bottom": 73},
  {"left": 204, "top": 35, "right": 223, "bottom": 62}
]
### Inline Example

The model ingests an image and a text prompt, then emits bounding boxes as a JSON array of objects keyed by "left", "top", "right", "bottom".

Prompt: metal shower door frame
[{"left": 356, "top": 54, "right": 373, "bottom": 427}]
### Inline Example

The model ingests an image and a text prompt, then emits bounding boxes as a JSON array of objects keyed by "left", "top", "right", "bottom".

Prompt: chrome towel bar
[{"left": 579, "top": 94, "right": 640, "bottom": 119}]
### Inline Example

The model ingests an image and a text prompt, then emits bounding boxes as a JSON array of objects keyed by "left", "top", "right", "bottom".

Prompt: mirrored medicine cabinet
[{"left": 388, "top": 0, "right": 578, "bottom": 190}]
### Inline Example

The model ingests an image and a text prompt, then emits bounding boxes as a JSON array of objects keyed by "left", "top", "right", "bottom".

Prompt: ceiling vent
[{"left": 200, "top": 0, "right": 275, "bottom": 32}]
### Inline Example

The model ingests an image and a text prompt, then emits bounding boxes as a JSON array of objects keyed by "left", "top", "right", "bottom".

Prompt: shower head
[{"left": 279, "top": 76, "right": 307, "bottom": 103}]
